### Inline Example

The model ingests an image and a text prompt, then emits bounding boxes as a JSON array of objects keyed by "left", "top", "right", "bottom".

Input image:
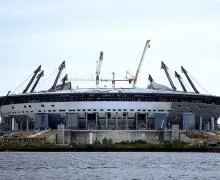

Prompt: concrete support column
[
  {"left": 207, "top": 121, "right": 210, "bottom": 131},
  {"left": 125, "top": 112, "right": 128, "bottom": 130},
  {"left": 145, "top": 113, "right": 148, "bottom": 130},
  {"left": 105, "top": 112, "right": 108, "bottom": 129},
  {"left": 199, "top": 116, "right": 202, "bottom": 131},
  {"left": 95, "top": 112, "right": 98, "bottom": 130},
  {"left": 57, "top": 124, "right": 65, "bottom": 144},
  {"left": 135, "top": 113, "right": 138, "bottom": 130},
  {"left": 11, "top": 117, "right": 15, "bottom": 131},
  {"left": 172, "top": 124, "right": 180, "bottom": 141},
  {"left": 26, "top": 116, "right": 29, "bottom": 131},
  {"left": 85, "top": 112, "right": 88, "bottom": 130},
  {"left": 89, "top": 132, "right": 93, "bottom": 145},
  {"left": 211, "top": 117, "right": 215, "bottom": 131},
  {"left": 20, "top": 121, "right": 23, "bottom": 131},
  {"left": 116, "top": 112, "right": 118, "bottom": 130}
]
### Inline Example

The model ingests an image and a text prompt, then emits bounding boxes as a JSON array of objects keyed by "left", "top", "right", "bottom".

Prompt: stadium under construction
[{"left": 0, "top": 40, "right": 220, "bottom": 134}]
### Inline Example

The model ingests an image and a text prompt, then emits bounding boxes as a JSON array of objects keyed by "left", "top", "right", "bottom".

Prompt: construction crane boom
[
  {"left": 148, "top": 74, "right": 154, "bottom": 83},
  {"left": 161, "top": 61, "right": 176, "bottom": 91},
  {"left": 30, "top": 70, "right": 44, "bottom": 93},
  {"left": 181, "top": 66, "right": 199, "bottom": 94},
  {"left": 49, "top": 61, "right": 65, "bottom": 91},
  {"left": 133, "top": 40, "right": 150, "bottom": 87},
  {"left": 96, "top": 51, "right": 103, "bottom": 88},
  {"left": 61, "top": 74, "right": 68, "bottom": 90},
  {"left": 175, "top": 71, "right": 187, "bottom": 92},
  {"left": 23, "top": 65, "right": 41, "bottom": 94}
]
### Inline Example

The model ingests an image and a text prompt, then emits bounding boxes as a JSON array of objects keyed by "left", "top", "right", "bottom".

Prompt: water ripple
[{"left": 0, "top": 152, "right": 220, "bottom": 180}]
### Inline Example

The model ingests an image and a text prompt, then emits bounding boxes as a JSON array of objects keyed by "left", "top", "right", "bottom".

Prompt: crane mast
[
  {"left": 96, "top": 51, "right": 103, "bottom": 88},
  {"left": 133, "top": 40, "right": 150, "bottom": 88},
  {"left": 112, "top": 72, "right": 115, "bottom": 88},
  {"left": 181, "top": 66, "right": 199, "bottom": 94},
  {"left": 161, "top": 61, "right": 176, "bottom": 91},
  {"left": 49, "top": 61, "right": 65, "bottom": 92},
  {"left": 23, "top": 65, "right": 41, "bottom": 94},
  {"left": 175, "top": 71, "right": 187, "bottom": 92},
  {"left": 30, "top": 70, "right": 44, "bottom": 93}
]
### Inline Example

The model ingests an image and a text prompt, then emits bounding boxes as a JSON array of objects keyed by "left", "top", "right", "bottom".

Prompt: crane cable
[
  {"left": 37, "top": 68, "right": 57, "bottom": 91},
  {"left": 189, "top": 74, "right": 210, "bottom": 94},
  {"left": 12, "top": 73, "right": 33, "bottom": 94}
]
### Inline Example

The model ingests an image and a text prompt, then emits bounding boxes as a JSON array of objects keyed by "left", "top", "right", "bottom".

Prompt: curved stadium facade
[{"left": 0, "top": 87, "right": 220, "bottom": 131}]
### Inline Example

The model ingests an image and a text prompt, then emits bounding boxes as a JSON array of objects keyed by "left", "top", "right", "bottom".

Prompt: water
[{"left": 0, "top": 152, "right": 219, "bottom": 180}]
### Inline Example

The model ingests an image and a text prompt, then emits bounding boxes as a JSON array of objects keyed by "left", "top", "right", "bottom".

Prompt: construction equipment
[
  {"left": 132, "top": 40, "right": 150, "bottom": 87},
  {"left": 96, "top": 51, "right": 103, "bottom": 88},
  {"left": 49, "top": 61, "right": 65, "bottom": 92},
  {"left": 55, "top": 74, "right": 72, "bottom": 91},
  {"left": 175, "top": 71, "right": 187, "bottom": 92},
  {"left": 181, "top": 66, "right": 199, "bottom": 94},
  {"left": 30, "top": 70, "right": 44, "bottom": 93},
  {"left": 101, "top": 72, "right": 133, "bottom": 88},
  {"left": 61, "top": 74, "right": 68, "bottom": 89},
  {"left": 148, "top": 74, "right": 154, "bottom": 83},
  {"left": 22, "top": 65, "right": 41, "bottom": 93},
  {"left": 112, "top": 72, "right": 115, "bottom": 88},
  {"left": 161, "top": 61, "right": 176, "bottom": 91}
]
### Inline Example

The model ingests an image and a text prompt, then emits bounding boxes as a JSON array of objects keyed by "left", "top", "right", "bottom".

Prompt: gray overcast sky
[{"left": 0, "top": 0, "right": 220, "bottom": 95}]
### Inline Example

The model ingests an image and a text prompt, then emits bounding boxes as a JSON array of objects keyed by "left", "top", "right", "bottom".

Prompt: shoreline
[
  {"left": 0, "top": 145, "right": 219, "bottom": 153},
  {"left": 1, "top": 140, "right": 219, "bottom": 153},
  {"left": 0, "top": 149, "right": 215, "bottom": 153}
]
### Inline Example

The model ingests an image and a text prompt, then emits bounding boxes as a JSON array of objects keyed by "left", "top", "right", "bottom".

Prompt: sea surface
[{"left": 0, "top": 152, "right": 219, "bottom": 180}]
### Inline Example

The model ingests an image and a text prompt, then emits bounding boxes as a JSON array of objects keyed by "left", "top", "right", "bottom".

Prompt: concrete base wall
[{"left": 65, "top": 130, "right": 172, "bottom": 144}]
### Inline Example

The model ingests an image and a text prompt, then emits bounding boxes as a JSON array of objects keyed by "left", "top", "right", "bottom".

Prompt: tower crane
[
  {"left": 132, "top": 40, "right": 150, "bottom": 88},
  {"left": 181, "top": 66, "right": 199, "bottom": 94},
  {"left": 96, "top": 51, "right": 103, "bottom": 88},
  {"left": 161, "top": 61, "right": 176, "bottom": 91},
  {"left": 175, "top": 71, "right": 187, "bottom": 92},
  {"left": 30, "top": 70, "right": 44, "bottom": 93},
  {"left": 49, "top": 61, "right": 65, "bottom": 92},
  {"left": 23, "top": 65, "right": 41, "bottom": 94}
]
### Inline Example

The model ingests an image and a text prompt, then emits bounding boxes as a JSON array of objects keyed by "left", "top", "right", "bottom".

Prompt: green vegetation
[
  {"left": 0, "top": 138, "right": 209, "bottom": 152},
  {"left": 0, "top": 141, "right": 67, "bottom": 151},
  {"left": 70, "top": 139, "right": 208, "bottom": 151}
]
